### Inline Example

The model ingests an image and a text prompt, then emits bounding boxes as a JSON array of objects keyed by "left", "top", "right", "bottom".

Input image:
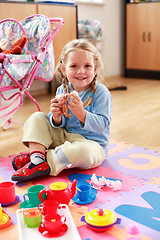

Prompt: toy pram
[{"left": 0, "top": 14, "right": 64, "bottom": 128}]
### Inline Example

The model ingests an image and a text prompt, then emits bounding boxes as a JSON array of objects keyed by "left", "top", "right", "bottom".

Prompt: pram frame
[{"left": 0, "top": 14, "right": 64, "bottom": 127}]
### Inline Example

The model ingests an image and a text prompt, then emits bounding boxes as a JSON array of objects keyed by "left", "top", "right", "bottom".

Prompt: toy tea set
[{"left": 0, "top": 178, "right": 121, "bottom": 238}]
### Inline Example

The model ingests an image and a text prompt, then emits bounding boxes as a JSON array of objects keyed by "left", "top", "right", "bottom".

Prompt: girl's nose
[{"left": 77, "top": 68, "right": 85, "bottom": 74}]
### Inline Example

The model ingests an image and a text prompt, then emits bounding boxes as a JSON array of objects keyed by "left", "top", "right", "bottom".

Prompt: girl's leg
[
  {"left": 29, "top": 142, "right": 46, "bottom": 153},
  {"left": 12, "top": 112, "right": 68, "bottom": 181},
  {"left": 47, "top": 132, "right": 106, "bottom": 176},
  {"left": 11, "top": 112, "right": 53, "bottom": 181}
]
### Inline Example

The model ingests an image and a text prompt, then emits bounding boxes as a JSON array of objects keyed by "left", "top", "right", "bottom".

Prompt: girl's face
[{"left": 61, "top": 49, "right": 97, "bottom": 92}]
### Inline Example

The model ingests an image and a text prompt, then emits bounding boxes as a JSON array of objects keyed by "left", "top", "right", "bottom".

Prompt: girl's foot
[
  {"left": 12, "top": 153, "right": 30, "bottom": 171},
  {"left": 11, "top": 161, "right": 50, "bottom": 181}
]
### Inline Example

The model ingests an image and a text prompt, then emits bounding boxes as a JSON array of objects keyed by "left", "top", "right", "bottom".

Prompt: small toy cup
[
  {"left": 23, "top": 209, "right": 42, "bottom": 228},
  {"left": 38, "top": 200, "right": 59, "bottom": 215},
  {"left": 0, "top": 182, "right": 16, "bottom": 204},
  {"left": 44, "top": 213, "right": 66, "bottom": 233},
  {"left": 23, "top": 185, "right": 45, "bottom": 207},
  {"left": 76, "top": 184, "right": 91, "bottom": 201}
]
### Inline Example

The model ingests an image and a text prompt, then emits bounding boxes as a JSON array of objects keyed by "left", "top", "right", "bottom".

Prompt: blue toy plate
[{"left": 72, "top": 193, "right": 96, "bottom": 205}]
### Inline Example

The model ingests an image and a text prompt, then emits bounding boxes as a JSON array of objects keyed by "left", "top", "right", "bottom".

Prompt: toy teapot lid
[{"left": 49, "top": 182, "right": 68, "bottom": 191}]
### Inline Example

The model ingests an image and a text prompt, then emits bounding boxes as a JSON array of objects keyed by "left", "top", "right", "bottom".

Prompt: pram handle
[{"left": 45, "top": 17, "right": 64, "bottom": 49}]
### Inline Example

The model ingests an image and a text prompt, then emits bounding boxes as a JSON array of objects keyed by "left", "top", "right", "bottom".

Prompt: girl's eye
[
  {"left": 85, "top": 64, "right": 92, "bottom": 68},
  {"left": 71, "top": 65, "right": 77, "bottom": 68}
]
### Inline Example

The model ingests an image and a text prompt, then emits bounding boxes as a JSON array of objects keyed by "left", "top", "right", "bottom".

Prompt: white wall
[{"left": 77, "top": 0, "right": 124, "bottom": 77}]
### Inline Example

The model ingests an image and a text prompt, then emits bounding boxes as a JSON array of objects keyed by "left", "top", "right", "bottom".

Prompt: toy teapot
[{"left": 39, "top": 180, "right": 77, "bottom": 205}]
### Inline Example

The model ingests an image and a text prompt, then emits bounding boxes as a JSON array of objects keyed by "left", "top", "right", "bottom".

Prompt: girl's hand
[
  {"left": 50, "top": 97, "right": 64, "bottom": 125},
  {"left": 68, "top": 92, "right": 86, "bottom": 124}
]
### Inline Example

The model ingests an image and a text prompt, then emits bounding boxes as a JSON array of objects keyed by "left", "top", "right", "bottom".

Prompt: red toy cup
[
  {"left": 0, "top": 182, "right": 16, "bottom": 204},
  {"left": 44, "top": 213, "right": 66, "bottom": 233},
  {"left": 38, "top": 200, "right": 59, "bottom": 215}
]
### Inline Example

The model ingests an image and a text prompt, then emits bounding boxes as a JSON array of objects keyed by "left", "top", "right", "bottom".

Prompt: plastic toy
[
  {"left": 72, "top": 184, "right": 96, "bottom": 205},
  {"left": 17, "top": 204, "right": 81, "bottom": 239},
  {"left": 126, "top": 222, "right": 141, "bottom": 240},
  {"left": 0, "top": 181, "right": 20, "bottom": 205},
  {"left": 38, "top": 200, "right": 59, "bottom": 216},
  {"left": 20, "top": 184, "right": 45, "bottom": 209},
  {"left": 81, "top": 208, "right": 121, "bottom": 232},
  {"left": 38, "top": 212, "right": 67, "bottom": 237},
  {"left": 0, "top": 205, "right": 12, "bottom": 229},
  {"left": 23, "top": 208, "right": 42, "bottom": 228},
  {"left": 39, "top": 180, "right": 77, "bottom": 205}
]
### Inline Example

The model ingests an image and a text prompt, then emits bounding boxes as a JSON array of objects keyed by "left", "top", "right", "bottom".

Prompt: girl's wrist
[
  {"left": 78, "top": 109, "right": 86, "bottom": 124},
  {"left": 52, "top": 116, "right": 62, "bottom": 126}
]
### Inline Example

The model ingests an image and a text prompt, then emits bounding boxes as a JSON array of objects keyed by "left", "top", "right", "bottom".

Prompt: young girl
[{"left": 11, "top": 39, "right": 112, "bottom": 181}]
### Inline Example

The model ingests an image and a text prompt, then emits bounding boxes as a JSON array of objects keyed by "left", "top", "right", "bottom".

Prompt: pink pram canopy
[{"left": 0, "top": 14, "right": 64, "bottom": 128}]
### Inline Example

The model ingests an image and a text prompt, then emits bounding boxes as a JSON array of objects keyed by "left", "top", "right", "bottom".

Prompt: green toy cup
[{"left": 23, "top": 184, "right": 46, "bottom": 207}]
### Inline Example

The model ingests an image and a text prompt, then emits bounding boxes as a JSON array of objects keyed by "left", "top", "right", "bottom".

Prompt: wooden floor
[{"left": 1, "top": 77, "right": 160, "bottom": 158}]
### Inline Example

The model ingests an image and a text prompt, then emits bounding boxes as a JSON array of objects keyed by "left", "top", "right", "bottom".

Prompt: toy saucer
[
  {"left": 72, "top": 193, "right": 96, "bottom": 205},
  {"left": 20, "top": 200, "right": 33, "bottom": 209},
  {"left": 38, "top": 223, "right": 68, "bottom": 238},
  {"left": 1, "top": 195, "right": 20, "bottom": 206}
]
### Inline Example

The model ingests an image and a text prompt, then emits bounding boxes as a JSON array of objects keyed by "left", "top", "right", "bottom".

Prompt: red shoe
[
  {"left": 11, "top": 162, "right": 50, "bottom": 181},
  {"left": 12, "top": 153, "right": 30, "bottom": 171}
]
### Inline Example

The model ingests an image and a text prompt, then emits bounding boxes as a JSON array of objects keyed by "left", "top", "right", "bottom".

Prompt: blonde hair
[{"left": 55, "top": 38, "right": 104, "bottom": 108}]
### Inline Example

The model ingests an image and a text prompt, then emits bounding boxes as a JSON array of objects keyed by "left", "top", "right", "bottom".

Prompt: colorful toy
[
  {"left": 0, "top": 181, "right": 17, "bottom": 204},
  {"left": 126, "top": 222, "right": 141, "bottom": 240},
  {"left": 72, "top": 183, "right": 96, "bottom": 205},
  {"left": 38, "top": 212, "right": 67, "bottom": 237},
  {"left": 0, "top": 15, "right": 64, "bottom": 128},
  {"left": 39, "top": 180, "right": 77, "bottom": 205},
  {"left": 17, "top": 204, "right": 81, "bottom": 239},
  {"left": 81, "top": 208, "right": 121, "bottom": 232},
  {"left": 20, "top": 184, "right": 45, "bottom": 209},
  {"left": 0, "top": 205, "right": 12, "bottom": 229},
  {"left": 38, "top": 200, "right": 59, "bottom": 216},
  {"left": 23, "top": 208, "right": 42, "bottom": 228}
]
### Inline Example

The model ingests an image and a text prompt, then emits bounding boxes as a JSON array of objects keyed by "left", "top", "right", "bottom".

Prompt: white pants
[{"left": 23, "top": 112, "right": 106, "bottom": 176}]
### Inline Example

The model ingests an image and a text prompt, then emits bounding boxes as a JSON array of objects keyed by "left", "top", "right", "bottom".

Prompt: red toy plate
[{"left": 38, "top": 223, "right": 68, "bottom": 238}]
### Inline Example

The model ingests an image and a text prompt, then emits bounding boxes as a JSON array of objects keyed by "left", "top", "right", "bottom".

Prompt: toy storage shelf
[{"left": 125, "top": 1, "right": 160, "bottom": 79}]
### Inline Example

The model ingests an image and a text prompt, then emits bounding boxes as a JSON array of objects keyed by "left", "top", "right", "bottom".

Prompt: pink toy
[
  {"left": 0, "top": 15, "right": 64, "bottom": 128},
  {"left": 126, "top": 222, "right": 141, "bottom": 240}
]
